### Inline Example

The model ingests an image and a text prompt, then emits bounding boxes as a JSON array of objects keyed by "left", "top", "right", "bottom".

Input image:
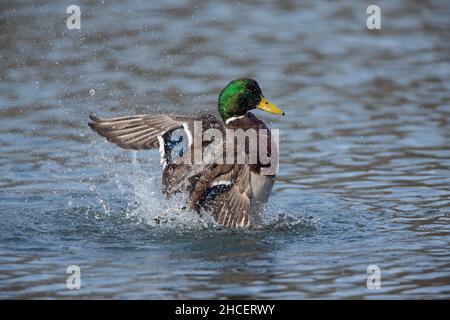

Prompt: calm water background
[{"left": 1, "top": 0, "right": 449, "bottom": 299}]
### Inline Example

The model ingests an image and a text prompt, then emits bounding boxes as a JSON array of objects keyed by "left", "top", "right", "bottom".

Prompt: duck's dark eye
[{"left": 265, "top": 102, "right": 268, "bottom": 104}]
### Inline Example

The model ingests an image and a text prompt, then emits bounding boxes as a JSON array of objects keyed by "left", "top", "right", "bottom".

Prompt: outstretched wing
[
  {"left": 88, "top": 113, "right": 226, "bottom": 196},
  {"left": 88, "top": 114, "right": 197, "bottom": 150}
]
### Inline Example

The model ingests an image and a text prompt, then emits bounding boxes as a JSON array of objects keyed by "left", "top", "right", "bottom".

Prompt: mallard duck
[{"left": 88, "top": 78, "right": 285, "bottom": 228}]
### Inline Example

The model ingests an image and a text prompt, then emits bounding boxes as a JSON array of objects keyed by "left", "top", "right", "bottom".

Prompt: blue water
[{"left": 1, "top": 0, "right": 449, "bottom": 299}]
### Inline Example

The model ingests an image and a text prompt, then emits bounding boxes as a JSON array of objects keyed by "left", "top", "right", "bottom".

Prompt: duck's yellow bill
[{"left": 257, "top": 97, "right": 285, "bottom": 116}]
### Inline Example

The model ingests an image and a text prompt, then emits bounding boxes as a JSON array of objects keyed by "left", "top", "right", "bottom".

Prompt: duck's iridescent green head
[{"left": 218, "top": 78, "right": 285, "bottom": 122}]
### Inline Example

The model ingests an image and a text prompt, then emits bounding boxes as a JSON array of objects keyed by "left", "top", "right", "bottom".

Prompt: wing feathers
[
  {"left": 88, "top": 113, "right": 195, "bottom": 150},
  {"left": 207, "top": 165, "right": 253, "bottom": 228}
]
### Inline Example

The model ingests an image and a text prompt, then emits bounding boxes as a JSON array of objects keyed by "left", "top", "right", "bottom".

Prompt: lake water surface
[{"left": 0, "top": 0, "right": 449, "bottom": 299}]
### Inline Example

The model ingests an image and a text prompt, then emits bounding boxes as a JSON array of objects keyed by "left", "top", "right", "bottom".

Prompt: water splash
[
  {"left": 86, "top": 141, "right": 315, "bottom": 232},
  {"left": 87, "top": 143, "right": 218, "bottom": 230}
]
